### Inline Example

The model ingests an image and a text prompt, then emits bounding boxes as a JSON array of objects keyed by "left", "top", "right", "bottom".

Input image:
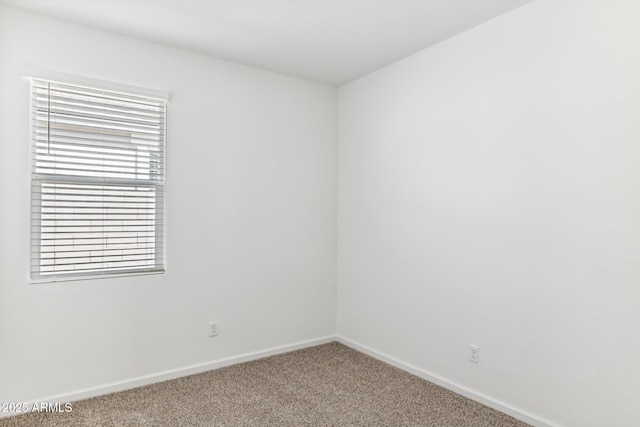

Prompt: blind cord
[{"left": 47, "top": 81, "right": 51, "bottom": 154}]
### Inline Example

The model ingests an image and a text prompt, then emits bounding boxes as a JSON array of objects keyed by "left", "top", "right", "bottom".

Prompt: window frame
[{"left": 29, "top": 77, "right": 168, "bottom": 283}]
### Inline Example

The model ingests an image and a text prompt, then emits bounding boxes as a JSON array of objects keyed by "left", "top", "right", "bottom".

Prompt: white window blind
[{"left": 30, "top": 79, "right": 166, "bottom": 281}]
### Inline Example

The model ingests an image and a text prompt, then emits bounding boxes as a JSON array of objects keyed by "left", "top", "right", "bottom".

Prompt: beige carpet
[{"left": 1, "top": 342, "right": 530, "bottom": 426}]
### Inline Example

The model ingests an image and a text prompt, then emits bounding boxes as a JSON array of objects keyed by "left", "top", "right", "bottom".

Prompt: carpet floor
[{"left": 1, "top": 342, "right": 530, "bottom": 426}]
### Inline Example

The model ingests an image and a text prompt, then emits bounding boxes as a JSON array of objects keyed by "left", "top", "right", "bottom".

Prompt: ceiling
[{"left": 1, "top": 0, "right": 534, "bottom": 86}]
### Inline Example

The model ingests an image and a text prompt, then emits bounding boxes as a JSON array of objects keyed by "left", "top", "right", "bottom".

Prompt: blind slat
[
  {"left": 35, "top": 127, "right": 165, "bottom": 146},
  {"left": 34, "top": 83, "right": 164, "bottom": 108},
  {"left": 34, "top": 93, "right": 165, "bottom": 118}
]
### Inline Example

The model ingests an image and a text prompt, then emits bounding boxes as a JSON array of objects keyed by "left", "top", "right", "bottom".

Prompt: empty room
[{"left": 0, "top": 1, "right": 638, "bottom": 426}]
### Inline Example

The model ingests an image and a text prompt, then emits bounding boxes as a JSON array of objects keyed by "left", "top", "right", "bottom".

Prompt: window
[{"left": 30, "top": 79, "right": 166, "bottom": 281}]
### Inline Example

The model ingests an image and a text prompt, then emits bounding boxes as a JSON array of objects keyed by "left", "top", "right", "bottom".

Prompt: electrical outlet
[
  {"left": 209, "top": 321, "right": 219, "bottom": 337},
  {"left": 469, "top": 344, "right": 479, "bottom": 363}
]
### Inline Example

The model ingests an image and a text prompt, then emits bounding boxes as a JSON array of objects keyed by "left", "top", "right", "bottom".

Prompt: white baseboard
[
  {"left": 1, "top": 335, "right": 335, "bottom": 419},
  {"left": 336, "top": 335, "right": 562, "bottom": 427}
]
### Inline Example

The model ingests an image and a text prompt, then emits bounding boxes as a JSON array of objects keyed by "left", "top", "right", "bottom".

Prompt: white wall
[
  {"left": 0, "top": 5, "right": 337, "bottom": 403},
  {"left": 337, "top": 1, "right": 640, "bottom": 426}
]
